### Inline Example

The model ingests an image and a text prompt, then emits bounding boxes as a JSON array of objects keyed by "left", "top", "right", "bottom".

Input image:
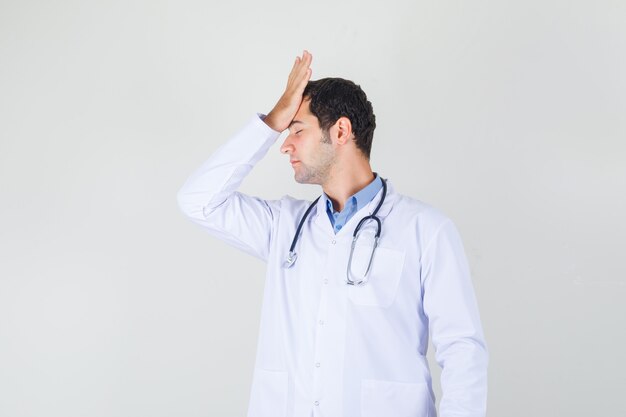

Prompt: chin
[
  {"left": 294, "top": 173, "right": 314, "bottom": 185},
  {"left": 293, "top": 166, "right": 323, "bottom": 185}
]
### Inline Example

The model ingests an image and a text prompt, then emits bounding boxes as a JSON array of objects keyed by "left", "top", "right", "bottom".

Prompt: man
[{"left": 177, "top": 51, "right": 488, "bottom": 417}]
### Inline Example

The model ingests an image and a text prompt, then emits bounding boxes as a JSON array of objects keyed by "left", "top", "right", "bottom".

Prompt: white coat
[{"left": 177, "top": 115, "right": 489, "bottom": 417}]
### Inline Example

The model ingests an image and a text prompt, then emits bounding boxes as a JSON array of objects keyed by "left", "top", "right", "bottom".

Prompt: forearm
[
  {"left": 176, "top": 114, "right": 280, "bottom": 221},
  {"left": 421, "top": 219, "right": 489, "bottom": 416}
]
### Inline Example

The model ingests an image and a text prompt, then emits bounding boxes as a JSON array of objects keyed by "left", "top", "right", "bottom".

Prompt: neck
[{"left": 322, "top": 159, "right": 375, "bottom": 212}]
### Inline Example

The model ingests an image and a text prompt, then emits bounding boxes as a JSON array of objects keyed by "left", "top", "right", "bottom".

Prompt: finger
[
  {"left": 288, "top": 61, "right": 308, "bottom": 89},
  {"left": 290, "top": 56, "right": 300, "bottom": 73},
  {"left": 298, "top": 51, "right": 310, "bottom": 69},
  {"left": 295, "top": 51, "right": 312, "bottom": 79},
  {"left": 292, "top": 67, "right": 312, "bottom": 96},
  {"left": 286, "top": 51, "right": 312, "bottom": 92},
  {"left": 287, "top": 56, "right": 302, "bottom": 85},
  {"left": 297, "top": 63, "right": 312, "bottom": 85},
  {"left": 295, "top": 52, "right": 309, "bottom": 70},
  {"left": 303, "top": 67, "right": 312, "bottom": 86}
]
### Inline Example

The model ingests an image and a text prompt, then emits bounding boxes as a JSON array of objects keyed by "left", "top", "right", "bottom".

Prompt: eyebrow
[{"left": 288, "top": 120, "right": 304, "bottom": 129}]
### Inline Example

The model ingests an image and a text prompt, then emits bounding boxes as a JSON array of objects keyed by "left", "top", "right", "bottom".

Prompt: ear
[{"left": 334, "top": 117, "right": 354, "bottom": 145}]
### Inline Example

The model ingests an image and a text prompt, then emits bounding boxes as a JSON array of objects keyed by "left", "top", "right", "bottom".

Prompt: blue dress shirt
[{"left": 323, "top": 174, "right": 383, "bottom": 234}]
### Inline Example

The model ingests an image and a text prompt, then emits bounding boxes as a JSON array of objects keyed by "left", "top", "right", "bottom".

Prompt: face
[{"left": 280, "top": 99, "right": 336, "bottom": 185}]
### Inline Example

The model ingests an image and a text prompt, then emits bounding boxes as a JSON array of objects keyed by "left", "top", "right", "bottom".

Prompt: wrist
[{"left": 264, "top": 111, "right": 286, "bottom": 132}]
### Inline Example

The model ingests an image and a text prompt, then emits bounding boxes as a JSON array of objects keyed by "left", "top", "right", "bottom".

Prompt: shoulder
[
  {"left": 391, "top": 190, "right": 452, "bottom": 228},
  {"left": 388, "top": 187, "right": 459, "bottom": 248}
]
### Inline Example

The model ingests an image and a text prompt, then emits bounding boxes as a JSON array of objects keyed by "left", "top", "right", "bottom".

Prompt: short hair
[{"left": 303, "top": 78, "right": 376, "bottom": 159}]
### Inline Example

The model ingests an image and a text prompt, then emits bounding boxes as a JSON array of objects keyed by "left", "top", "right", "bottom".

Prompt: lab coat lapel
[
  {"left": 310, "top": 179, "right": 398, "bottom": 236},
  {"left": 365, "top": 179, "right": 396, "bottom": 220},
  {"left": 312, "top": 193, "right": 335, "bottom": 236}
]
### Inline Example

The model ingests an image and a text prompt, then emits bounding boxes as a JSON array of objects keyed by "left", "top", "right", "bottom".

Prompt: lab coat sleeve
[
  {"left": 176, "top": 114, "right": 282, "bottom": 262},
  {"left": 421, "top": 219, "right": 489, "bottom": 417}
]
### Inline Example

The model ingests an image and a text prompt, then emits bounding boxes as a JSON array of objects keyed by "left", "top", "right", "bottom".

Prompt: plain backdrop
[{"left": 1, "top": 1, "right": 625, "bottom": 416}]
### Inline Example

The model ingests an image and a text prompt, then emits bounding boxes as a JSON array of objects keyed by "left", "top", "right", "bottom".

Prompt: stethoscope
[{"left": 283, "top": 177, "right": 387, "bottom": 286}]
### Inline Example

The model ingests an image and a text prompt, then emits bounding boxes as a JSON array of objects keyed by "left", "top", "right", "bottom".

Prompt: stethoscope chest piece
[{"left": 283, "top": 251, "right": 298, "bottom": 269}]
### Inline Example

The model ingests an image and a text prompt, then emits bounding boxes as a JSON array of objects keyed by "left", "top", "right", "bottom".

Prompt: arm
[
  {"left": 176, "top": 50, "right": 314, "bottom": 261},
  {"left": 176, "top": 115, "right": 282, "bottom": 261},
  {"left": 421, "top": 219, "right": 489, "bottom": 417}
]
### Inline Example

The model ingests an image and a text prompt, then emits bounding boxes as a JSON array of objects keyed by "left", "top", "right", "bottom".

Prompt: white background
[{"left": 1, "top": 1, "right": 624, "bottom": 416}]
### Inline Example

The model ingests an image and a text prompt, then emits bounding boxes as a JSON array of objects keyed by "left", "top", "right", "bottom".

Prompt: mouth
[{"left": 290, "top": 160, "right": 300, "bottom": 166}]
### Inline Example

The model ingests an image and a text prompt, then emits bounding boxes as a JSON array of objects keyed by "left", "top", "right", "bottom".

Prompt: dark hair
[{"left": 303, "top": 78, "right": 376, "bottom": 159}]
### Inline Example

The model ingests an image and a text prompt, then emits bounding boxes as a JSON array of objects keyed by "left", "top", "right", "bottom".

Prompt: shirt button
[
  {"left": 314, "top": 401, "right": 320, "bottom": 406},
  {"left": 315, "top": 362, "right": 321, "bottom": 367},
  {"left": 331, "top": 239, "right": 336, "bottom": 245}
]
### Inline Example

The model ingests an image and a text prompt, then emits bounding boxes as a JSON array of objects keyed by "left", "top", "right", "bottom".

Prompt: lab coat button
[
  {"left": 319, "top": 320, "right": 324, "bottom": 325},
  {"left": 314, "top": 401, "right": 320, "bottom": 406},
  {"left": 315, "top": 362, "right": 321, "bottom": 367},
  {"left": 323, "top": 279, "right": 328, "bottom": 284}
]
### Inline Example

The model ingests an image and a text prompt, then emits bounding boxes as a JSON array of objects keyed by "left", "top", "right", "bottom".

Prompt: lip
[{"left": 290, "top": 160, "right": 300, "bottom": 166}]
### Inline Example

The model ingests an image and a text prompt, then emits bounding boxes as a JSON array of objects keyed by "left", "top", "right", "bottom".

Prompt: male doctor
[{"left": 177, "top": 51, "right": 488, "bottom": 417}]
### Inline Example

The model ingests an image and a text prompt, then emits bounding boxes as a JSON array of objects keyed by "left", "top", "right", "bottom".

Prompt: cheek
[{"left": 298, "top": 137, "right": 315, "bottom": 155}]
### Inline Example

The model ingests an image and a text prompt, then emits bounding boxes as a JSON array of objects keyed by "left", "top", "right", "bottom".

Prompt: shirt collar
[{"left": 323, "top": 173, "right": 383, "bottom": 214}]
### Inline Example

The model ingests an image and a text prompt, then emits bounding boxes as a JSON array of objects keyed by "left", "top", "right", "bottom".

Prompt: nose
[{"left": 280, "top": 133, "right": 295, "bottom": 155}]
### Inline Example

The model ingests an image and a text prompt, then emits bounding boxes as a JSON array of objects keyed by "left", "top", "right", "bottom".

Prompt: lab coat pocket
[
  {"left": 247, "top": 368, "right": 288, "bottom": 417},
  {"left": 361, "top": 379, "right": 431, "bottom": 417},
  {"left": 347, "top": 243, "right": 405, "bottom": 308}
]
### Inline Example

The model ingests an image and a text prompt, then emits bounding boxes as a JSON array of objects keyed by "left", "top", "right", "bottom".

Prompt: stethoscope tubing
[{"left": 283, "top": 175, "right": 387, "bottom": 284}]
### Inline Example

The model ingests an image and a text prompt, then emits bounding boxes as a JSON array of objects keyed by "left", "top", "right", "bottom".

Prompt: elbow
[
  {"left": 176, "top": 186, "right": 225, "bottom": 221},
  {"left": 435, "top": 333, "right": 489, "bottom": 369}
]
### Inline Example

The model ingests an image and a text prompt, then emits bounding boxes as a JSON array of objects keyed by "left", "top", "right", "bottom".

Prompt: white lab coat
[{"left": 177, "top": 115, "right": 488, "bottom": 417}]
